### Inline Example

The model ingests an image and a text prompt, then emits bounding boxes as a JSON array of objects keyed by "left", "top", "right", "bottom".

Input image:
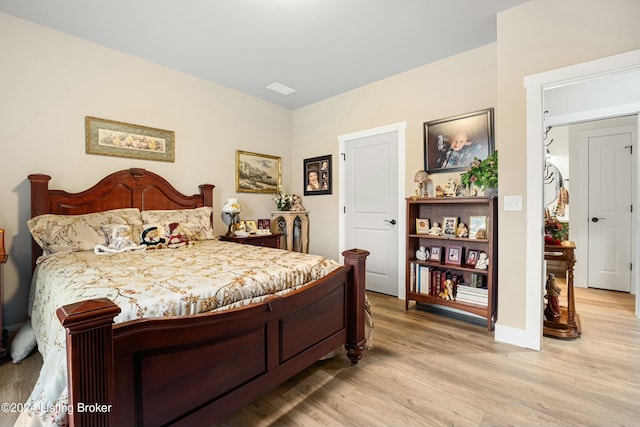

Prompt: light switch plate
[{"left": 504, "top": 195, "right": 522, "bottom": 211}]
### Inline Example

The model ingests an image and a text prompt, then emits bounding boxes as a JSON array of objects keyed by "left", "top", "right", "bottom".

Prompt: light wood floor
[{"left": 1, "top": 283, "right": 638, "bottom": 427}]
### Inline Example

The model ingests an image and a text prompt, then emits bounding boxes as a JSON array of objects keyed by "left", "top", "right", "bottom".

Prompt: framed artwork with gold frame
[
  {"left": 85, "top": 116, "right": 175, "bottom": 162},
  {"left": 236, "top": 150, "right": 281, "bottom": 193}
]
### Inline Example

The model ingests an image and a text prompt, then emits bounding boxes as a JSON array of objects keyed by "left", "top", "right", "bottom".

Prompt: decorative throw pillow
[
  {"left": 28, "top": 208, "right": 143, "bottom": 254},
  {"left": 141, "top": 207, "right": 214, "bottom": 241},
  {"left": 11, "top": 320, "right": 37, "bottom": 363}
]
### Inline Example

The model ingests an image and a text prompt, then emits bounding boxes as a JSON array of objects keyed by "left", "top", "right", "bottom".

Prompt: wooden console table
[{"left": 544, "top": 241, "right": 581, "bottom": 339}]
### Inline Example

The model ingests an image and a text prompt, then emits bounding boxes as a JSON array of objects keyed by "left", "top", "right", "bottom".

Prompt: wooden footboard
[{"left": 56, "top": 249, "right": 368, "bottom": 427}]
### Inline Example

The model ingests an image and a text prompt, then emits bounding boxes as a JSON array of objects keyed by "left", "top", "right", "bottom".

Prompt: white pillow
[{"left": 10, "top": 320, "right": 36, "bottom": 363}]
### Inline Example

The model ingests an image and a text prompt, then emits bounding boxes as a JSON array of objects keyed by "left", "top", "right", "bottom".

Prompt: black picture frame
[
  {"left": 465, "top": 249, "right": 479, "bottom": 267},
  {"left": 423, "top": 108, "right": 494, "bottom": 173},
  {"left": 304, "top": 154, "right": 332, "bottom": 195}
]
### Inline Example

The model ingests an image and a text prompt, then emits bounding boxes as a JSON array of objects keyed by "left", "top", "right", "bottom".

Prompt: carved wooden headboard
[{"left": 28, "top": 168, "right": 215, "bottom": 268}]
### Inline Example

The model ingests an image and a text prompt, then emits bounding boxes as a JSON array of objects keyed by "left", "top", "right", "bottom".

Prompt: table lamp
[
  {"left": 221, "top": 198, "right": 242, "bottom": 236},
  {"left": 414, "top": 169, "right": 429, "bottom": 197}
]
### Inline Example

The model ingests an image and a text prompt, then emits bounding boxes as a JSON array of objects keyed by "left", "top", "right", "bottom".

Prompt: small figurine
[
  {"left": 544, "top": 273, "right": 561, "bottom": 321},
  {"left": 475, "top": 228, "right": 487, "bottom": 239},
  {"left": 435, "top": 185, "right": 444, "bottom": 197},
  {"left": 415, "top": 246, "right": 428, "bottom": 261},
  {"left": 455, "top": 223, "right": 469, "bottom": 238},
  {"left": 443, "top": 177, "right": 458, "bottom": 197},
  {"left": 290, "top": 194, "right": 306, "bottom": 211},
  {"left": 475, "top": 252, "right": 489, "bottom": 270},
  {"left": 429, "top": 222, "right": 442, "bottom": 236},
  {"left": 439, "top": 279, "right": 454, "bottom": 300}
]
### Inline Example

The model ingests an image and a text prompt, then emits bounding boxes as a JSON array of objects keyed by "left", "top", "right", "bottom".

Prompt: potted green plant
[{"left": 460, "top": 150, "right": 498, "bottom": 196}]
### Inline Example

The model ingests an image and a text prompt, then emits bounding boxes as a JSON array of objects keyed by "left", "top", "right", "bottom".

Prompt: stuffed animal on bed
[
  {"left": 94, "top": 224, "right": 146, "bottom": 254},
  {"left": 166, "top": 222, "right": 189, "bottom": 248},
  {"left": 141, "top": 225, "right": 166, "bottom": 249},
  {"left": 141, "top": 223, "right": 190, "bottom": 249}
]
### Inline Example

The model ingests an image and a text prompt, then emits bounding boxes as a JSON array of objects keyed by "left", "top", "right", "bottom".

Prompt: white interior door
[
  {"left": 344, "top": 131, "right": 399, "bottom": 296},
  {"left": 588, "top": 130, "right": 633, "bottom": 291}
]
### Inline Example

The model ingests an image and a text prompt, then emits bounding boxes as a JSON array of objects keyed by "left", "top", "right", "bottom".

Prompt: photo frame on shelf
[
  {"left": 469, "top": 216, "right": 488, "bottom": 239},
  {"left": 257, "top": 219, "right": 271, "bottom": 232},
  {"left": 303, "top": 154, "right": 332, "bottom": 195},
  {"left": 429, "top": 246, "right": 443, "bottom": 262},
  {"left": 445, "top": 245, "right": 463, "bottom": 266},
  {"left": 465, "top": 249, "right": 479, "bottom": 267},
  {"left": 236, "top": 150, "right": 281, "bottom": 194},
  {"left": 423, "top": 108, "right": 494, "bottom": 173},
  {"left": 243, "top": 220, "right": 258, "bottom": 234},
  {"left": 85, "top": 116, "right": 175, "bottom": 162},
  {"left": 442, "top": 216, "right": 458, "bottom": 236},
  {"left": 416, "top": 218, "right": 430, "bottom": 234}
]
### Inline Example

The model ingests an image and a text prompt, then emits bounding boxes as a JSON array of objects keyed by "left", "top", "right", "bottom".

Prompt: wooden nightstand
[
  {"left": 219, "top": 232, "right": 283, "bottom": 249},
  {"left": 0, "top": 254, "right": 7, "bottom": 360}
]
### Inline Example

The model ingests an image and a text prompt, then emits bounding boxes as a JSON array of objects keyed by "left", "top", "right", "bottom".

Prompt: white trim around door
[
  {"left": 338, "top": 121, "right": 407, "bottom": 299},
  {"left": 522, "top": 49, "right": 640, "bottom": 351}
]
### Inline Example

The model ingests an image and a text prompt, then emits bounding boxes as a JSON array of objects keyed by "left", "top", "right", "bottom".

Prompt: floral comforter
[{"left": 15, "top": 240, "right": 341, "bottom": 427}]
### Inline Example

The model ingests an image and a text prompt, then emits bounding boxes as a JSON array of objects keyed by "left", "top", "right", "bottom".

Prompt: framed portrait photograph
[
  {"left": 423, "top": 108, "right": 494, "bottom": 173},
  {"left": 416, "top": 218, "right": 430, "bottom": 234},
  {"left": 465, "top": 249, "right": 479, "bottom": 267},
  {"left": 236, "top": 150, "right": 281, "bottom": 193},
  {"left": 446, "top": 245, "right": 463, "bottom": 266},
  {"left": 85, "top": 116, "right": 175, "bottom": 162},
  {"left": 429, "top": 246, "right": 443, "bottom": 263},
  {"left": 442, "top": 216, "right": 459, "bottom": 236},
  {"left": 469, "top": 216, "right": 488, "bottom": 239},
  {"left": 304, "top": 155, "right": 332, "bottom": 195},
  {"left": 257, "top": 219, "right": 271, "bottom": 231}
]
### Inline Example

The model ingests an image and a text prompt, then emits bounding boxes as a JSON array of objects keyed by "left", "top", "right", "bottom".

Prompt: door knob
[
  {"left": 591, "top": 217, "right": 606, "bottom": 222},
  {"left": 384, "top": 219, "right": 397, "bottom": 225}
]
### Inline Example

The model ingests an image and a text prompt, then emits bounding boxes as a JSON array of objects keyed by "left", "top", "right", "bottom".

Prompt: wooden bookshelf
[{"left": 406, "top": 197, "right": 498, "bottom": 330}]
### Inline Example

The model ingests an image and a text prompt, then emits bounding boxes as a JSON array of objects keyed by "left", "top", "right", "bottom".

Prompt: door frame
[
  {"left": 524, "top": 49, "right": 640, "bottom": 350},
  {"left": 338, "top": 121, "right": 407, "bottom": 298}
]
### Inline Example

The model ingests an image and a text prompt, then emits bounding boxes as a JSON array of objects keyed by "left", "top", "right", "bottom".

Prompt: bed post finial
[
  {"left": 199, "top": 184, "right": 215, "bottom": 208},
  {"left": 341, "top": 248, "right": 369, "bottom": 364},
  {"left": 28, "top": 174, "right": 51, "bottom": 270},
  {"left": 28, "top": 174, "right": 51, "bottom": 218},
  {"left": 130, "top": 168, "right": 146, "bottom": 181},
  {"left": 57, "top": 298, "right": 120, "bottom": 427}
]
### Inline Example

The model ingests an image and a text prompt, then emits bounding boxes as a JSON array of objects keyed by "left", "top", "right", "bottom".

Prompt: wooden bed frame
[{"left": 28, "top": 168, "right": 369, "bottom": 427}]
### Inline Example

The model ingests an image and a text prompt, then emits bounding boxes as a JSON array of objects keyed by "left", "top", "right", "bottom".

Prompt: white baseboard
[{"left": 494, "top": 323, "right": 533, "bottom": 349}]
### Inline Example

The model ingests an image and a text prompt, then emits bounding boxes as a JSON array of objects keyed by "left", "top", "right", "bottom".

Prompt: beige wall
[
  {"left": 292, "top": 45, "right": 498, "bottom": 258},
  {"left": 0, "top": 13, "right": 292, "bottom": 327},
  {"left": 293, "top": 0, "right": 640, "bottom": 341},
  {"left": 496, "top": 0, "right": 640, "bottom": 333}
]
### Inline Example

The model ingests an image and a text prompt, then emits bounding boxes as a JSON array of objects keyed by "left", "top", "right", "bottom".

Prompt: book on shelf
[
  {"left": 409, "top": 263, "right": 432, "bottom": 295},
  {"left": 455, "top": 283, "right": 488, "bottom": 305}
]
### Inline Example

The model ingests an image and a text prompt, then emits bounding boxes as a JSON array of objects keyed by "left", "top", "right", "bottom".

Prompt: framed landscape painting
[{"left": 236, "top": 150, "right": 281, "bottom": 193}]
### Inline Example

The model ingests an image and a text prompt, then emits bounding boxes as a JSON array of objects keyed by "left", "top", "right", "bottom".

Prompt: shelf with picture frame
[{"left": 405, "top": 196, "right": 498, "bottom": 330}]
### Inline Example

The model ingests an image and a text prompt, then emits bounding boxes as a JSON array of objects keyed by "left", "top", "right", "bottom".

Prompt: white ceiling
[{"left": 0, "top": 0, "right": 529, "bottom": 109}]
